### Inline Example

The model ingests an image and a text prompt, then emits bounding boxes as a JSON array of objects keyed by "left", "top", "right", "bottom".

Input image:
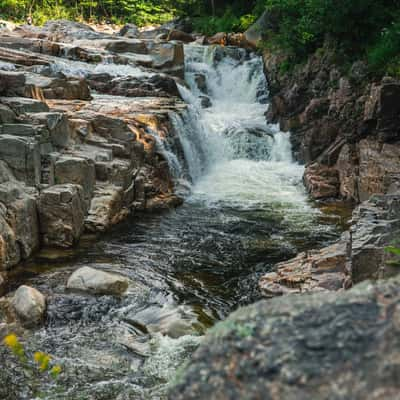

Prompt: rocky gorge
[{"left": 0, "top": 16, "right": 399, "bottom": 400}]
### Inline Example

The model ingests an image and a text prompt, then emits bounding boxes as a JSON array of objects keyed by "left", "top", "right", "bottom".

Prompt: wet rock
[
  {"left": 119, "top": 24, "right": 139, "bottom": 38},
  {"left": 199, "top": 96, "right": 212, "bottom": 108},
  {"left": 67, "top": 266, "right": 129, "bottom": 295},
  {"left": 194, "top": 73, "right": 207, "bottom": 93},
  {"left": 167, "top": 30, "right": 194, "bottom": 43},
  {"left": 244, "top": 10, "right": 278, "bottom": 47},
  {"left": 12, "top": 285, "right": 46, "bottom": 326},
  {"left": 38, "top": 184, "right": 86, "bottom": 248},
  {"left": 170, "top": 275, "right": 400, "bottom": 400},
  {"left": 259, "top": 241, "right": 349, "bottom": 298}
]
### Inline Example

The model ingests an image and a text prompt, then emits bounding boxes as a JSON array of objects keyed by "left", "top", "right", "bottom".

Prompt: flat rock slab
[
  {"left": 259, "top": 241, "right": 349, "bottom": 297},
  {"left": 170, "top": 276, "right": 400, "bottom": 400},
  {"left": 67, "top": 266, "right": 129, "bottom": 295}
]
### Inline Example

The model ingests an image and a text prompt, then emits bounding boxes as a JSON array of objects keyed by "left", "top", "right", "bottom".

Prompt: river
[{"left": 2, "top": 44, "right": 349, "bottom": 399}]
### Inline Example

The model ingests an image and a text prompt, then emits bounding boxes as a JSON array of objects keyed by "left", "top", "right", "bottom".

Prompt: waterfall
[{"left": 170, "top": 44, "right": 304, "bottom": 208}]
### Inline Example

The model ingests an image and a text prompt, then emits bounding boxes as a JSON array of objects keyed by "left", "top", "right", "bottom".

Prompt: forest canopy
[{"left": 1, "top": 0, "right": 399, "bottom": 76}]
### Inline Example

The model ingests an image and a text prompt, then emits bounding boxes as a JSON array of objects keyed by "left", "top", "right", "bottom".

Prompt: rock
[
  {"left": 207, "top": 32, "right": 227, "bottom": 46},
  {"left": 38, "top": 184, "right": 86, "bottom": 248},
  {"left": 148, "top": 42, "right": 185, "bottom": 78},
  {"left": 67, "top": 266, "right": 129, "bottom": 295},
  {"left": 0, "top": 273, "right": 5, "bottom": 296},
  {"left": 357, "top": 139, "right": 400, "bottom": 201},
  {"left": 244, "top": 10, "right": 278, "bottom": 47},
  {"left": 85, "top": 185, "right": 128, "bottom": 232},
  {"left": 170, "top": 275, "right": 400, "bottom": 400},
  {"left": 0, "top": 71, "right": 26, "bottom": 96},
  {"left": 0, "top": 97, "right": 49, "bottom": 114},
  {"left": 0, "top": 103, "right": 15, "bottom": 123},
  {"left": 104, "top": 39, "right": 147, "bottom": 54},
  {"left": 304, "top": 162, "right": 339, "bottom": 199},
  {"left": 350, "top": 193, "right": 400, "bottom": 283},
  {"left": 24, "top": 112, "right": 71, "bottom": 148},
  {"left": 1, "top": 185, "right": 40, "bottom": 260},
  {"left": 259, "top": 240, "right": 349, "bottom": 298},
  {"left": 24, "top": 73, "right": 91, "bottom": 100},
  {"left": 167, "top": 29, "right": 194, "bottom": 43},
  {"left": 118, "top": 24, "right": 139, "bottom": 38},
  {"left": 52, "top": 155, "right": 95, "bottom": 203},
  {"left": 12, "top": 285, "right": 46, "bottom": 326},
  {"left": 199, "top": 95, "right": 212, "bottom": 108},
  {"left": 0, "top": 135, "right": 41, "bottom": 185},
  {"left": 194, "top": 73, "right": 207, "bottom": 93}
]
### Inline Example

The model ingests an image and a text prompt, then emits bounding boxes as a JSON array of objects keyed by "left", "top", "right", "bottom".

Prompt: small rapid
[{"left": 2, "top": 44, "right": 349, "bottom": 400}]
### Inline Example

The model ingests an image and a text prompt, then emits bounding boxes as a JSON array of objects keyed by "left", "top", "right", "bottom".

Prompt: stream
[{"left": 2, "top": 44, "right": 349, "bottom": 399}]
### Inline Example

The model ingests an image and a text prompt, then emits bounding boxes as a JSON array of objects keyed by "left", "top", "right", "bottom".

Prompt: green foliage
[
  {"left": 368, "top": 20, "right": 400, "bottom": 77},
  {"left": 386, "top": 245, "right": 400, "bottom": 266}
]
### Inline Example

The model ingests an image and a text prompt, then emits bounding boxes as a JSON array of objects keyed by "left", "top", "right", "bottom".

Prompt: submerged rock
[
  {"left": 67, "top": 266, "right": 129, "bottom": 295},
  {"left": 170, "top": 275, "right": 400, "bottom": 400},
  {"left": 12, "top": 285, "right": 46, "bottom": 326}
]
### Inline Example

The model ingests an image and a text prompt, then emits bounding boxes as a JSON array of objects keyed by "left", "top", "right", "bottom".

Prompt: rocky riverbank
[
  {"left": 168, "top": 18, "right": 400, "bottom": 398},
  {"left": 0, "top": 20, "right": 192, "bottom": 296}
]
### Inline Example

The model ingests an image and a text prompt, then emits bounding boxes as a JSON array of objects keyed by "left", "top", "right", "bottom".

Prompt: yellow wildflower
[
  {"left": 50, "top": 365, "right": 62, "bottom": 378},
  {"left": 3, "top": 334, "right": 19, "bottom": 348}
]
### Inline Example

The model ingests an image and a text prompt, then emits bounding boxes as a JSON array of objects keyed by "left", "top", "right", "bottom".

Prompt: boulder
[
  {"left": 38, "top": 184, "right": 86, "bottom": 248},
  {"left": 167, "top": 30, "right": 194, "bottom": 43},
  {"left": 170, "top": 275, "right": 400, "bottom": 400},
  {"left": 118, "top": 24, "right": 139, "bottom": 38},
  {"left": 12, "top": 285, "right": 46, "bottom": 326},
  {"left": 67, "top": 266, "right": 129, "bottom": 295},
  {"left": 148, "top": 42, "right": 185, "bottom": 78},
  {"left": 0, "top": 206, "right": 20, "bottom": 270},
  {"left": 244, "top": 10, "right": 278, "bottom": 47}
]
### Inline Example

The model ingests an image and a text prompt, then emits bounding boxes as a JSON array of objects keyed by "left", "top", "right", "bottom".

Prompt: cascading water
[
  {"left": 171, "top": 45, "right": 307, "bottom": 211},
  {"left": 1, "top": 44, "right": 348, "bottom": 400}
]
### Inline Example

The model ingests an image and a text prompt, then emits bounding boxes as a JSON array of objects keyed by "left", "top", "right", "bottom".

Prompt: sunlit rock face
[{"left": 0, "top": 19, "right": 187, "bottom": 272}]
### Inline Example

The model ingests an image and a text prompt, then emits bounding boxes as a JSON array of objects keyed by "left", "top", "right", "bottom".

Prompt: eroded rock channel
[{"left": 0, "top": 20, "right": 364, "bottom": 399}]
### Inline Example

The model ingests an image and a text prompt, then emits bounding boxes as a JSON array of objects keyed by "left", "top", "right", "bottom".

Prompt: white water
[{"left": 172, "top": 45, "right": 309, "bottom": 210}]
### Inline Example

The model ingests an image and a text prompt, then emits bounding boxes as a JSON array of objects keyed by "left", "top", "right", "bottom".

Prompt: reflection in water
[{"left": 1, "top": 45, "right": 350, "bottom": 399}]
